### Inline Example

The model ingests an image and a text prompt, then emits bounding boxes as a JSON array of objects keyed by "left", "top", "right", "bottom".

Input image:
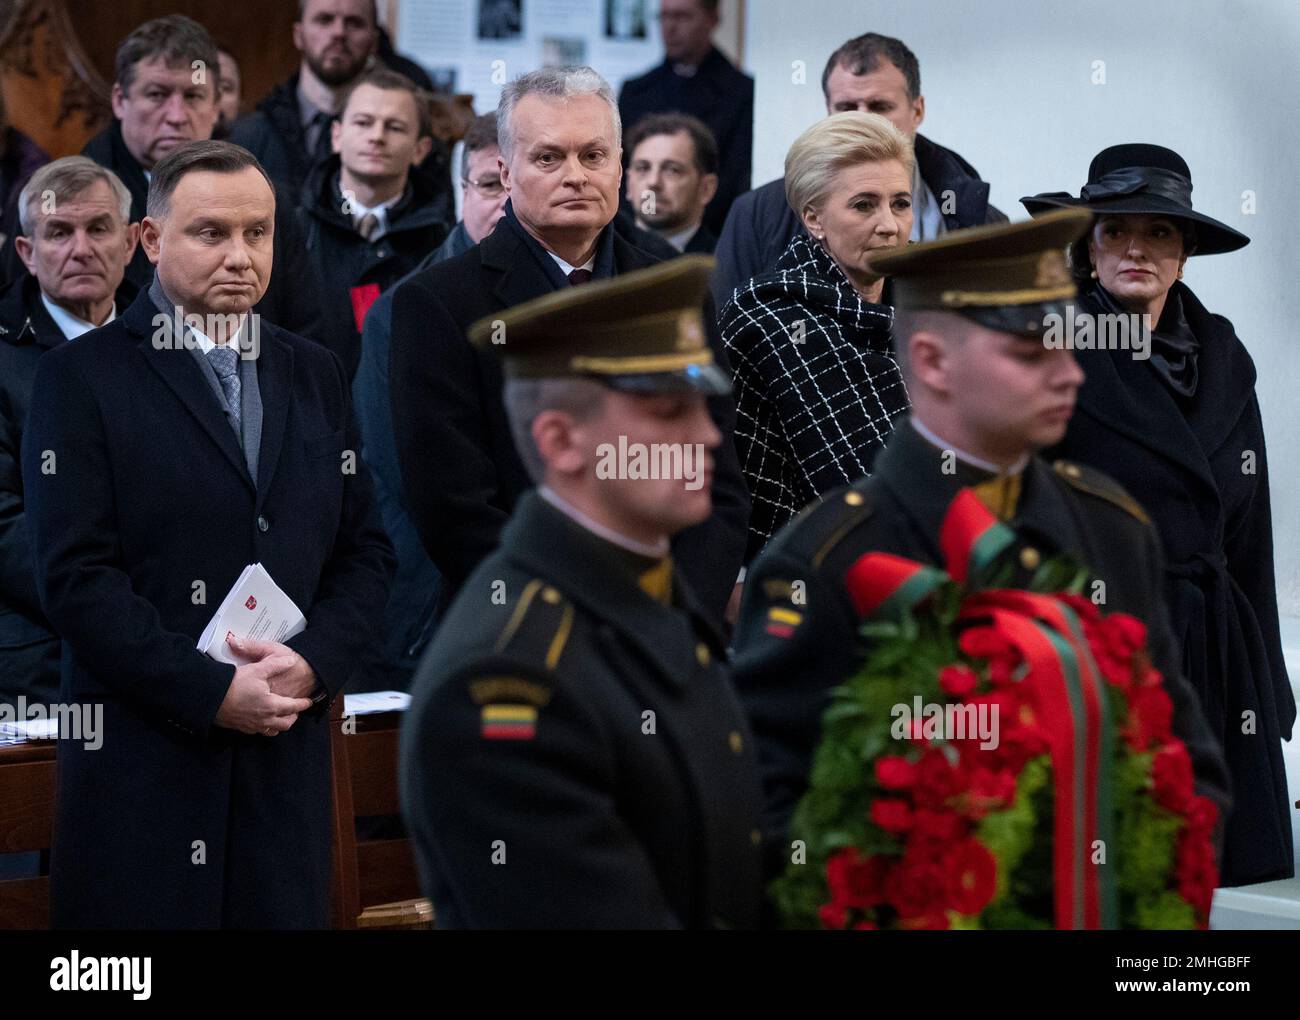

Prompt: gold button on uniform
[
  {"left": 728, "top": 731, "right": 744, "bottom": 755},
  {"left": 1019, "top": 547, "right": 1041, "bottom": 570},
  {"left": 695, "top": 642, "right": 710, "bottom": 666},
  {"left": 844, "top": 491, "right": 865, "bottom": 506},
  {"left": 751, "top": 828, "right": 763, "bottom": 845},
  {"left": 541, "top": 586, "right": 561, "bottom": 604}
]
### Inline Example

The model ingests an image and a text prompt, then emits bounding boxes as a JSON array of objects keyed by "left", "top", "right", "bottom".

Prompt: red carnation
[
  {"left": 826, "top": 847, "right": 891, "bottom": 909},
  {"left": 1152, "top": 742, "right": 1194, "bottom": 812},
  {"left": 870, "top": 797, "right": 913, "bottom": 833},
  {"left": 818, "top": 901, "right": 848, "bottom": 930},
  {"left": 1124, "top": 684, "right": 1173, "bottom": 750},
  {"left": 911, "top": 807, "right": 964, "bottom": 842},
  {"left": 944, "top": 838, "right": 998, "bottom": 915},
  {"left": 875, "top": 755, "right": 916, "bottom": 791},
  {"left": 940, "top": 664, "right": 980, "bottom": 697},
  {"left": 913, "top": 748, "right": 969, "bottom": 808}
]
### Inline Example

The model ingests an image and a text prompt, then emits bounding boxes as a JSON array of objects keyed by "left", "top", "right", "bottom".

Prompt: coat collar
[
  {"left": 913, "top": 133, "right": 992, "bottom": 230},
  {"left": 502, "top": 491, "right": 718, "bottom": 688},
  {"left": 0, "top": 274, "right": 137, "bottom": 350},
  {"left": 124, "top": 287, "right": 293, "bottom": 499},
  {"left": 1068, "top": 282, "right": 1243, "bottom": 495},
  {"left": 482, "top": 201, "right": 625, "bottom": 306},
  {"left": 873, "top": 417, "right": 1078, "bottom": 564}
]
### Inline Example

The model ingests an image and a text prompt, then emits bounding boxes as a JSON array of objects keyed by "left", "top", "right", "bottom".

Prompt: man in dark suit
[
  {"left": 624, "top": 113, "right": 718, "bottom": 255},
  {"left": 401, "top": 257, "right": 764, "bottom": 928},
  {"left": 733, "top": 210, "right": 1231, "bottom": 872},
  {"left": 618, "top": 0, "right": 752, "bottom": 235},
  {"left": 0, "top": 158, "right": 137, "bottom": 707},
  {"left": 76, "top": 14, "right": 326, "bottom": 346},
  {"left": 388, "top": 66, "right": 749, "bottom": 625},
  {"left": 711, "top": 31, "right": 1007, "bottom": 307},
  {"left": 22, "top": 140, "right": 394, "bottom": 928}
]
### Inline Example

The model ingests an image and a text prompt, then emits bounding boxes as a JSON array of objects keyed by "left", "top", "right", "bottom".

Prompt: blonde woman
[{"left": 719, "top": 112, "right": 913, "bottom": 559}]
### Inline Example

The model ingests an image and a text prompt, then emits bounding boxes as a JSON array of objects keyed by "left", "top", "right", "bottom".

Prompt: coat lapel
[
  {"left": 126, "top": 291, "right": 254, "bottom": 491},
  {"left": 1071, "top": 290, "right": 1219, "bottom": 496},
  {"left": 253, "top": 325, "right": 294, "bottom": 503},
  {"left": 480, "top": 220, "right": 559, "bottom": 310}
]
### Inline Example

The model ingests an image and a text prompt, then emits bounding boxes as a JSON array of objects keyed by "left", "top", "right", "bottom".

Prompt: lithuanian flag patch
[
  {"left": 481, "top": 703, "right": 538, "bottom": 740},
  {"left": 765, "top": 606, "right": 802, "bottom": 638}
]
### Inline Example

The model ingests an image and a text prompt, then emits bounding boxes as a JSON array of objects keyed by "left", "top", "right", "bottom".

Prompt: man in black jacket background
[
  {"left": 297, "top": 67, "right": 450, "bottom": 381},
  {"left": 618, "top": 0, "right": 752, "bottom": 236},
  {"left": 388, "top": 66, "right": 749, "bottom": 627},
  {"left": 711, "top": 32, "right": 1007, "bottom": 307}
]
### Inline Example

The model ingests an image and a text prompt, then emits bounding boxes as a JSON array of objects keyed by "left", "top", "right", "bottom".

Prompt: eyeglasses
[{"left": 463, "top": 175, "right": 505, "bottom": 197}]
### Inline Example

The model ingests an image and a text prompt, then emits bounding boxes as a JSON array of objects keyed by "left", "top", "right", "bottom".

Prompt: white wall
[{"left": 744, "top": 0, "right": 1300, "bottom": 613}]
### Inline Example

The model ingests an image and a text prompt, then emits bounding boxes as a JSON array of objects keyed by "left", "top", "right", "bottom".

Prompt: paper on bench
[{"left": 198, "top": 562, "right": 306, "bottom": 665}]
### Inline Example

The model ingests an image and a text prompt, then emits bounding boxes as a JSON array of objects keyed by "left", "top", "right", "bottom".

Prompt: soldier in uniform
[
  {"left": 400, "top": 255, "right": 764, "bottom": 928},
  {"left": 732, "top": 208, "right": 1231, "bottom": 870}
]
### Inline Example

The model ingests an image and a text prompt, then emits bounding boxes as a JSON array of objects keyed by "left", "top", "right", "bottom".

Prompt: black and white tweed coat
[{"left": 719, "top": 232, "right": 909, "bottom": 561}]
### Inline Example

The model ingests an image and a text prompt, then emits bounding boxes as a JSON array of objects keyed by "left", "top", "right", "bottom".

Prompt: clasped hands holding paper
[{"left": 215, "top": 633, "right": 318, "bottom": 737}]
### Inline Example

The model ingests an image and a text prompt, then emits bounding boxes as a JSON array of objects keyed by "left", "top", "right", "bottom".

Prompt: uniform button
[
  {"left": 257, "top": 515, "right": 269, "bottom": 532},
  {"left": 541, "top": 586, "right": 561, "bottom": 604},
  {"left": 844, "top": 490, "right": 865, "bottom": 506},
  {"left": 728, "top": 731, "right": 744, "bottom": 755},
  {"left": 695, "top": 642, "right": 710, "bottom": 667},
  {"left": 750, "top": 828, "right": 762, "bottom": 845},
  {"left": 1019, "top": 547, "right": 1041, "bottom": 570},
  {"left": 1059, "top": 461, "right": 1081, "bottom": 479}
]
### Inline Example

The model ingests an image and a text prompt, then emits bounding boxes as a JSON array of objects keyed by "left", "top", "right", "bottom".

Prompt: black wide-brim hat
[{"left": 1020, "top": 143, "right": 1249, "bottom": 256}]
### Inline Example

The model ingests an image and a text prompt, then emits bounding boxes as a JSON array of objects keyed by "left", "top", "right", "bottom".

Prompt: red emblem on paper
[{"left": 245, "top": 596, "right": 257, "bottom": 610}]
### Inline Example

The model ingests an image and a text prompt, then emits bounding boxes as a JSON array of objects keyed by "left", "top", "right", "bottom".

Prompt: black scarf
[{"left": 1090, "top": 282, "right": 1200, "bottom": 397}]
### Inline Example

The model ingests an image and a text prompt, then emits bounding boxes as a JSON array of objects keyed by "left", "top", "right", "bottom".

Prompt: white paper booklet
[{"left": 197, "top": 562, "right": 307, "bottom": 665}]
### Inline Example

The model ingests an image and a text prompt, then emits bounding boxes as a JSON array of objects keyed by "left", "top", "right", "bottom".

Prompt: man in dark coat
[
  {"left": 401, "top": 257, "right": 764, "bottom": 928},
  {"left": 351, "top": 114, "right": 506, "bottom": 692},
  {"left": 77, "top": 15, "right": 326, "bottom": 345},
  {"left": 388, "top": 67, "right": 749, "bottom": 626},
  {"left": 1, "top": 158, "right": 137, "bottom": 707},
  {"left": 297, "top": 68, "right": 451, "bottom": 381},
  {"left": 733, "top": 211, "right": 1231, "bottom": 876},
  {"left": 711, "top": 32, "right": 1006, "bottom": 307},
  {"left": 618, "top": 0, "right": 751, "bottom": 235},
  {"left": 22, "top": 141, "right": 394, "bottom": 928}
]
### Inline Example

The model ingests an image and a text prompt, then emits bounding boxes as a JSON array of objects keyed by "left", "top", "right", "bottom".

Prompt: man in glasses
[{"left": 349, "top": 112, "right": 505, "bottom": 693}]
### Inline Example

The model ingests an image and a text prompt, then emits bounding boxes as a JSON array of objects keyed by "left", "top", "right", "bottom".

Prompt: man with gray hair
[
  {"left": 388, "top": 66, "right": 748, "bottom": 625},
  {"left": 0, "top": 156, "right": 138, "bottom": 707}
]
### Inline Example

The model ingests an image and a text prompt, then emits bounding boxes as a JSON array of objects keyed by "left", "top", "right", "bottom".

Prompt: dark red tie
[{"left": 567, "top": 269, "right": 593, "bottom": 286}]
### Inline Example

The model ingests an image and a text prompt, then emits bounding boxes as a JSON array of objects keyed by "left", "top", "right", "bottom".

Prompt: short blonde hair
[{"left": 784, "top": 112, "right": 914, "bottom": 218}]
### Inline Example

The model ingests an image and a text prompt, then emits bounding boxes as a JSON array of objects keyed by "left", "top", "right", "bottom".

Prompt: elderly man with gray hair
[
  {"left": 0, "top": 156, "right": 138, "bottom": 707},
  {"left": 388, "top": 65, "right": 748, "bottom": 626}
]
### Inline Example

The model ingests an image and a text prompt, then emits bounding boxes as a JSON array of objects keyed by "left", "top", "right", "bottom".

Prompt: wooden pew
[
  {"left": 328, "top": 702, "right": 431, "bottom": 930},
  {"left": 0, "top": 738, "right": 56, "bottom": 929}
]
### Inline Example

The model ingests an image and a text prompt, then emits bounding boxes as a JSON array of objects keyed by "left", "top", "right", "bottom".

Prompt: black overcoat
[
  {"left": 1050, "top": 282, "right": 1295, "bottom": 886},
  {"left": 22, "top": 290, "right": 394, "bottom": 928}
]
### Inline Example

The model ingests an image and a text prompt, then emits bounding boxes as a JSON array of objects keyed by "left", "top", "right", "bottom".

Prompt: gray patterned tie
[{"left": 206, "top": 345, "right": 241, "bottom": 432}]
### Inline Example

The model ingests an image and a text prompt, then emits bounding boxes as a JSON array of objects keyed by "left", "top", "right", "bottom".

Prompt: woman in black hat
[{"left": 1023, "top": 144, "right": 1295, "bottom": 887}]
